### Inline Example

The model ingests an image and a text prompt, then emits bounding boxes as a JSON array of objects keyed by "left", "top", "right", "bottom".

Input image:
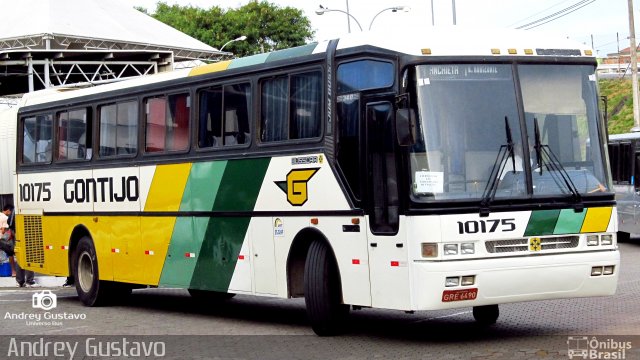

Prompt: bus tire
[
  {"left": 74, "top": 236, "right": 109, "bottom": 306},
  {"left": 188, "top": 289, "right": 235, "bottom": 302},
  {"left": 473, "top": 304, "right": 499, "bottom": 325},
  {"left": 304, "top": 240, "right": 349, "bottom": 336}
]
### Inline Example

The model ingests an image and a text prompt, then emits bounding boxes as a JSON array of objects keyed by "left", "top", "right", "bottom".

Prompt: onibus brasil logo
[{"left": 567, "top": 336, "right": 633, "bottom": 359}]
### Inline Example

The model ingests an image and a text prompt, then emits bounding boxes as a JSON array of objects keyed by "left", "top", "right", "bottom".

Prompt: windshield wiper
[
  {"left": 532, "top": 118, "right": 583, "bottom": 211},
  {"left": 480, "top": 116, "right": 514, "bottom": 216}
]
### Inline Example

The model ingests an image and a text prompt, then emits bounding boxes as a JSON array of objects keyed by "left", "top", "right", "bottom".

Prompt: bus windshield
[{"left": 409, "top": 63, "right": 610, "bottom": 202}]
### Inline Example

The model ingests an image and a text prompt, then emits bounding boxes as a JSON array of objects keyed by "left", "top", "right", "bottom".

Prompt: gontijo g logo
[{"left": 275, "top": 168, "right": 319, "bottom": 206}]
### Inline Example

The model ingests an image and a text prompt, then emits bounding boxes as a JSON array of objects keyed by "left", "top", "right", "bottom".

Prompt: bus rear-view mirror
[{"left": 396, "top": 108, "right": 417, "bottom": 146}]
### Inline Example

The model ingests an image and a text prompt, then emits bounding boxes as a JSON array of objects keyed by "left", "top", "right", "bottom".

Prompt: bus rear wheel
[
  {"left": 304, "top": 240, "right": 349, "bottom": 336},
  {"left": 473, "top": 304, "right": 499, "bottom": 325},
  {"left": 74, "top": 236, "right": 110, "bottom": 306}
]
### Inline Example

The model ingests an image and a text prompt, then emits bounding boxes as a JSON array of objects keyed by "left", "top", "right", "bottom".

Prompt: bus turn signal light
[{"left": 421, "top": 243, "right": 438, "bottom": 258}]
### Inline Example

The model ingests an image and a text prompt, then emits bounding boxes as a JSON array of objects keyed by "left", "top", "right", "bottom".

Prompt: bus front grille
[
  {"left": 485, "top": 236, "right": 580, "bottom": 253},
  {"left": 540, "top": 236, "right": 580, "bottom": 250},
  {"left": 23, "top": 215, "right": 44, "bottom": 267}
]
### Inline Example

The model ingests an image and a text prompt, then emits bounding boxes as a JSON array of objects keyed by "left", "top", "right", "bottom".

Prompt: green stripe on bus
[
  {"left": 266, "top": 43, "right": 318, "bottom": 62},
  {"left": 189, "top": 158, "right": 271, "bottom": 291},
  {"left": 181, "top": 161, "right": 228, "bottom": 211},
  {"left": 553, "top": 208, "right": 587, "bottom": 235},
  {"left": 212, "top": 158, "right": 270, "bottom": 212},
  {"left": 158, "top": 217, "right": 197, "bottom": 287},
  {"left": 159, "top": 161, "right": 228, "bottom": 287},
  {"left": 524, "top": 209, "right": 561, "bottom": 236},
  {"left": 189, "top": 217, "right": 251, "bottom": 291},
  {"left": 227, "top": 53, "right": 270, "bottom": 69}
]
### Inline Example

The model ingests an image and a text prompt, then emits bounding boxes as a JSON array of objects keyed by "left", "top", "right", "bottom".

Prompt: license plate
[{"left": 442, "top": 288, "right": 478, "bottom": 302}]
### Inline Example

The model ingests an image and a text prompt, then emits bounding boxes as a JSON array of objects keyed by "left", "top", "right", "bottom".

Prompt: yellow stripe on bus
[
  {"left": 144, "top": 163, "right": 192, "bottom": 212},
  {"left": 188, "top": 60, "right": 231, "bottom": 76},
  {"left": 580, "top": 207, "right": 613, "bottom": 233}
]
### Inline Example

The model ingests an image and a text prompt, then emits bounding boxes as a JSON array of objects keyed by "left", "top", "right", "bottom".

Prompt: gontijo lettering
[
  {"left": 64, "top": 176, "right": 139, "bottom": 203},
  {"left": 19, "top": 176, "right": 140, "bottom": 203}
]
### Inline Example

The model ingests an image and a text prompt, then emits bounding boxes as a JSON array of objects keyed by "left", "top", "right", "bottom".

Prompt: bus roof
[
  {"left": 334, "top": 26, "right": 593, "bottom": 58},
  {"left": 18, "top": 26, "right": 594, "bottom": 109}
]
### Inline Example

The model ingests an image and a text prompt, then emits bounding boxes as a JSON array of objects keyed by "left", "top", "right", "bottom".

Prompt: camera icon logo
[{"left": 32, "top": 290, "right": 57, "bottom": 311}]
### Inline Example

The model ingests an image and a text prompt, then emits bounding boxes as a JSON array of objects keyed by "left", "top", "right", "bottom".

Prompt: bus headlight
[
  {"left": 444, "top": 244, "right": 459, "bottom": 255},
  {"left": 600, "top": 234, "right": 613, "bottom": 245},
  {"left": 461, "top": 275, "right": 475, "bottom": 286},
  {"left": 445, "top": 277, "right": 459, "bottom": 287},
  {"left": 461, "top": 243, "right": 475, "bottom": 254},
  {"left": 586, "top": 235, "right": 599, "bottom": 246}
]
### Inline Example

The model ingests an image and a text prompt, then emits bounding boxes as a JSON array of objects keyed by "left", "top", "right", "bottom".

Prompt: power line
[
  {"left": 516, "top": 0, "right": 594, "bottom": 29},
  {"left": 514, "top": 0, "right": 597, "bottom": 30},
  {"left": 594, "top": 37, "right": 627, "bottom": 50},
  {"left": 523, "top": 1, "right": 596, "bottom": 30},
  {"left": 507, "top": 0, "right": 574, "bottom": 28}
]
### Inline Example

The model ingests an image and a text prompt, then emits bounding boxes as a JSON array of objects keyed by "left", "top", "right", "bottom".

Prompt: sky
[{"left": 130, "top": 0, "right": 637, "bottom": 57}]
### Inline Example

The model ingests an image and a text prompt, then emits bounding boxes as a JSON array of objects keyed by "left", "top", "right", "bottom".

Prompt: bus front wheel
[
  {"left": 304, "top": 240, "right": 349, "bottom": 336},
  {"left": 74, "top": 236, "right": 110, "bottom": 306},
  {"left": 473, "top": 304, "right": 499, "bottom": 325}
]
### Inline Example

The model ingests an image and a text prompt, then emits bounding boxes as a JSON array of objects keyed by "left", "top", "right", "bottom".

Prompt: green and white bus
[{"left": 11, "top": 27, "right": 619, "bottom": 335}]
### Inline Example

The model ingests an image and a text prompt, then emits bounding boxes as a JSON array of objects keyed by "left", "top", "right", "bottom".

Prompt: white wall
[{"left": 0, "top": 107, "right": 17, "bottom": 196}]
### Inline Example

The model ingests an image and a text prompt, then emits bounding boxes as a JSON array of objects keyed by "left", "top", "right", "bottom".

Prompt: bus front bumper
[{"left": 411, "top": 250, "right": 620, "bottom": 311}]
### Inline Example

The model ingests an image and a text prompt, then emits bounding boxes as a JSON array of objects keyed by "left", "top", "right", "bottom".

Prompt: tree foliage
[
  {"left": 600, "top": 78, "right": 634, "bottom": 135},
  {"left": 138, "top": 1, "right": 314, "bottom": 57}
]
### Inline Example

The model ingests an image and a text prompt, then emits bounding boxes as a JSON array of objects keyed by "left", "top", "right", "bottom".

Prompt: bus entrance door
[{"left": 365, "top": 100, "right": 410, "bottom": 310}]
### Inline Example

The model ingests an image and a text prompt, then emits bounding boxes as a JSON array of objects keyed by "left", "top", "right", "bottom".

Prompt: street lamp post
[
  {"left": 316, "top": 5, "right": 410, "bottom": 32},
  {"left": 431, "top": 0, "right": 435, "bottom": 26},
  {"left": 452, "top": 0, "right": 457, "bottom": 25},
  {"left": 345, "top": 0, "right": 352, "bottom": 34},
  {"left": 369, "top": 6, "right": 410, "bottom": 30},
  {"left": 316, "top": 5, "right": 363, "bottom": 32},
  {"left": 219, "top": 35, "right": 247, "bottom": 52}
]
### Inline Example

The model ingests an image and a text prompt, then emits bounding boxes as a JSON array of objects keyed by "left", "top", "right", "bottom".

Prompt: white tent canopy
[
  {"left": 0, "top": 0, "right": 225, "bottom": 95},
  {"left": 0, "top": 0, "right": 220, "bottom": 54}
]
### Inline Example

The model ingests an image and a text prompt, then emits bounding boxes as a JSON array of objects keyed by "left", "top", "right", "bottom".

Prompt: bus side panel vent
[{"left": 24, "top": 215, "right": 45, "bottom": 267}]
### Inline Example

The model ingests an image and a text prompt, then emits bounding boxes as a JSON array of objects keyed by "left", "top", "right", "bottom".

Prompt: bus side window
[
  {"left": 261, "top": 77, "right": 288, "bottom": 142},
  {"left": 198, "top": 87, "right": 222, "bottom": 148},
  {"left": 145, "top": 93, "right": 190, "bottom": 153},
  {"left": 57, "top": 108, "right": 90, "bottom": 161},
  {"left": 99, "top": 101, "right": 138, "bottom": 158},
  {"left": 145, "top": 97, "right": 167, "bottom": 152},
  {"left": 167, "top": 93, "right": 190, "bottom": 151},
  {"left": 260, "top": 71, "right": 321, "bottom": 142},
  {"left": 22, "top": 115, "right": 53, "bottom": 164},
  {"left": 22, "top": 114, "right": 53, "bottom": 164},
  {"left": 290, "top": 71, "right": 321, "bottom": 139},
  {"left": 223, "top": 83, "right": 251, "bottom": 146}
]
